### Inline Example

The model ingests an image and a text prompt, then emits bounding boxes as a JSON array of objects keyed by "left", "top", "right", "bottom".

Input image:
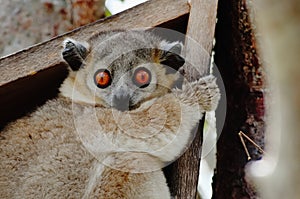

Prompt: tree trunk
[{"left": 212, "top": 0, "right": 265, "bottom": 198}]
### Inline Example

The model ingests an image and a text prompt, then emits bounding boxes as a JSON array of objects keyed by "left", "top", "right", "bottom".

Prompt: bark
[{"left": 212, "top": 0, "right": 265, "bottom": 198}]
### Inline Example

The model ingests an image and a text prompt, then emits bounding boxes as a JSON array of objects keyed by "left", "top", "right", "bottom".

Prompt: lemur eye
[
  {"left": 133, "top": 67, "right": 151, "bottom": 88},
  {"left": 94, "top": 69, "right": 112, "bottom": 89}
]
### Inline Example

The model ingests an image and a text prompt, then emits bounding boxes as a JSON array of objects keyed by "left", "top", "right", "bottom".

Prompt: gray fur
[{"left": 0, "top": 30, "right": 220, "bottom": 198}]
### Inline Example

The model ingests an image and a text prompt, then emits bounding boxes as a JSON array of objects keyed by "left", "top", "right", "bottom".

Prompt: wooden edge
[
  {"left": 187, "top": 0, "right": 218, "bottom": 53},
  {"left": 164, "top": 0, "right": 219, "bottom": 198},
  {"left": 0, "top": 0, "right": 190, "bottom": 86},
  {"left": 184, "top": 0, "right": 219, "bottom": 79}
]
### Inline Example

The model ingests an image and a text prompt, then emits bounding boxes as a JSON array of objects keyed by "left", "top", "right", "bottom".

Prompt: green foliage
[
  {"left": 104, "top": 0, "right": 125, "bottom": 17},
  {"left": 104, "top": 6, "right": 112, "bottom": 17}
]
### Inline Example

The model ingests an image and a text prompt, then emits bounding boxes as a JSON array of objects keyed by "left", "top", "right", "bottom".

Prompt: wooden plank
[
  {"left": 164, "top": 0, "right": 219, "bottom": 198},
  {"left": 0, "top": 0, "right": 190, "bottom": 86},
  {"left": 184, "top": 0, "right": 219, "bottom": 79}
]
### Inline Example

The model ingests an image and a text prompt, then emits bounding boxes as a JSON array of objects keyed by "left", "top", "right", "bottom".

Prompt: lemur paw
[{"left": 173, "top": 75, "right": 220, "bottom": 112}]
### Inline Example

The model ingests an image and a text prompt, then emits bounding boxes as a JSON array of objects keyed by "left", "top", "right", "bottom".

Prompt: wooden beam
[
  {"left": 164, "top": 0, "right": 219, "bottom": 198},
  {"left": 184, "top": 0, "right": 219, "bottom": 78}
]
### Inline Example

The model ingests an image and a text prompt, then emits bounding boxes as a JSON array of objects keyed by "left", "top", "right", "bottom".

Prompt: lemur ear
[
  {"left": 62, "top": 39, "right": 90, "bottom": 71},
  {"left": 159, "top": 41, "right": 185, "bottom": 74}
]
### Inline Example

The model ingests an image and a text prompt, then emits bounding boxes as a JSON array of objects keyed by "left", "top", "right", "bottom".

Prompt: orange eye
[
  {"left": 133, "top": 67, "right": 151, "bottom": 88},
  {"left": 94, "top": 69, "right": 112, "bottom": 88}
]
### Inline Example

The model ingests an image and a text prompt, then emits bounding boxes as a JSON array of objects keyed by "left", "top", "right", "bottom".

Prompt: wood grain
[
  {"left": 184, "top": 0, "right": 218, "bottom": 79},
  {"left": 164, "top": 0, "right": 219, "bottom": 198}
]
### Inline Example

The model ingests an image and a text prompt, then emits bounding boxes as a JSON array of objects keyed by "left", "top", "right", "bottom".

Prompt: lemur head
[{"left": 61, "top": 30, "right": 185, "bottom": 111}]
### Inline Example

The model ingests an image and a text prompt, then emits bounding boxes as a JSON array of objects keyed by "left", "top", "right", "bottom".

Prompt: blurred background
[{"left": 0, "top": 0, "right": 148, "bottom": 58}]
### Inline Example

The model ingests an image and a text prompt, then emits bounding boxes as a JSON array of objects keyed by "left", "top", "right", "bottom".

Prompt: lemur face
[
  {"left": 89, "top": 51, "right": 160, "bottom": 111},
  {"left": 61, "top": 31, "right": 185, "bottom": 111}
]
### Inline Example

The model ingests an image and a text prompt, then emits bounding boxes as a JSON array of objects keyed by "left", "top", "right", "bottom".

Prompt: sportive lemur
[{"left": 0, "top": 30, "right": 220, "bottom": 198}]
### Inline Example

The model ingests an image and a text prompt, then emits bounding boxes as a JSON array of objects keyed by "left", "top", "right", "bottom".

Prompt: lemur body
[{"left": 0, "top": 30, "right": 220, "bottom": 198}]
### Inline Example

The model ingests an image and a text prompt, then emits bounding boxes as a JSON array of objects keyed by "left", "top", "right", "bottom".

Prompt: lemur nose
[{"left": 112, "top": 94, "right": 130, "bottom": 112}]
